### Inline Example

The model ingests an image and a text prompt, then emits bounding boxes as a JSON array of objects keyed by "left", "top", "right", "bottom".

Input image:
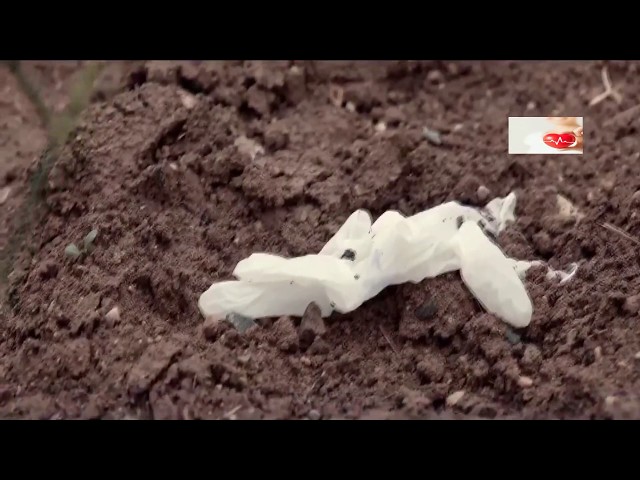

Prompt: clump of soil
[{"left": 2, "top": 60, "right": 640, "bottom": 419}]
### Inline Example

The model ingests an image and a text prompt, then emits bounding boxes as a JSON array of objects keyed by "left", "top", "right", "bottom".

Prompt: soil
[
  {"left": 1, "top": 60, "right": 640, "bottom": 419},
  {"left": 0, "top": 64, "right": 48, "bottom": 301}
]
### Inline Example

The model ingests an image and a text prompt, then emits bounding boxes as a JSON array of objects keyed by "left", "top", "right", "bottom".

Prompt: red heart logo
[{"left": 543, "top": 132, "right": 577, "bottom": 149}]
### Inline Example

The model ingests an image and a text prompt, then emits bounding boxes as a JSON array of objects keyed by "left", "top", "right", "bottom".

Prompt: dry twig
[
  {"left": 379, "top": 325, "right": 399, "bottom": 356},
  {"left": 222, "top": 405, "right": 242, "bottom": 420},
  {"left": 589, "top": 67, "right": 622, "bottom": 106},
  {"left": 600, "top": 222, "right": 640, "bottom": 246}
]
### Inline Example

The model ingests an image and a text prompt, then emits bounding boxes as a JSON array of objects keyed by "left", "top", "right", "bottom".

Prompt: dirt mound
[{"left": 1, "top": 60, "right": 640, "bottom": 419}]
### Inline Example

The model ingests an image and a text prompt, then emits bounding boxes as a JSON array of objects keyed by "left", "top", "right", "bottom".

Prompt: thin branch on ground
[
  {"left": 600, "top": 222, "right": 640, "bottom": 246},
  {"left": 379, "top": 325, "right": 399, "bottom": 356},
  {"left": 222, "top": 405, "right": 242, "bottom": 419},
  {"left": 589, "top": 67, "right": 623, "bottom": 106}
]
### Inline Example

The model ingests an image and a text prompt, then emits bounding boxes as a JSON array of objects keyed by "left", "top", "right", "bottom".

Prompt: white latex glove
[{"left": 452, "top": 221, "right": 533, "bottom": 328}]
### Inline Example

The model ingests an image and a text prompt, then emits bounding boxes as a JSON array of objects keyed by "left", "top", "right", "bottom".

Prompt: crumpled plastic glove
[
  {"left": 452, "top": 221, "right": 533, "bottom": 328},
  {"left": 198, "top": 192, "right": 534, "bottom": 328}
]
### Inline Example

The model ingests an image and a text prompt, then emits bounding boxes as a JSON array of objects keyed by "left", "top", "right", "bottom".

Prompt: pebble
[
  {"left": 234, "top": 135, "right": 264, "bottom": 161},
  {"left": 505, "top": 328, "right": 521, "bottom": 345},
  {"left": 426, "top": 70, "right": 444, "bottom": 83},
  {"left": 179, "top": 91, "right": 197, "bottom": 109},
  {"left": 623, "top": 294, "right": 640, "bottom": 314},
  {"left": 526, "top": 101, "right": 536, "bottom": 110},
  {"left": 0, "top": 186, "right": 11, "bottom": 205},
  {"left": 414, "top": 300, "right": 438, "bottom": 320},
  {"left": 634, "top": 352, "right": 640, "bottom": 360},
  {"left": 285, "top": 65, "right": 307, "bottom": 104},
  {"left": 594, "top": 346, "right": 603, "bottom": 361},
  {"left": 308, "top": 409, "right": 321, "bottom": 420},
  {"left": 517, "top": 376, "right": 534, "bottom": 388},
  {"left": 105, "top": 307, "right": 120, "bottom": 324},
  {"left": 374, "top": 122, "right": 387, "bottom": 133},
  {"left": 423, "top": 127, "right": 442, "bottom": 145},
  {"left": 226, "top": 313, "right": 256, "bottom": 333},
  {"left": 477, "top": 185, "right": 491, "bottom": 203},
  {"left": 299, "top": 302, "right": 326, "bottom": 350},
  {"left": 605, "top": 396, "right": 616, "bottom": 407},
  {"left": 328, "top": 85, "right": 344, "bottom": 107},
  {"left": 446, "top": 390, "right": 465, "bottom": 407},
  {"left": 631, "top": 190, "right": 640, "bottom": 205},
  {"left": 237, "top": 354, "right": 251, "bottom": 366},
  {"left": 345, "top": 102, "right": 356, "bottom": 113},
  {"left": 300, "top": 356, "right": 311, "bottom": 366}
]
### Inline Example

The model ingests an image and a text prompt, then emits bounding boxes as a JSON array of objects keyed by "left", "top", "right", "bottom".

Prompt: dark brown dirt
[
  {"left": 2, "top": 60, "right": 640, "bottom": 419},
  {"left": 0, "top": 64, "right": 48, "bottom": 307}
]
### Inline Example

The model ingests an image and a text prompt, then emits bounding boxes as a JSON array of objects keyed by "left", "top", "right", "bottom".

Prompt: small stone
[
  {"left": 605, "top": 395, "right": 616, "bottom": 407},
  {"left": 526, "top": 101, "right": 536, "bottom": 110},
  {"left": 285, "top": 66, "right": 307, "bottom": 104},
  {"left": 308, "top": 409, "right": 321, "bottom": 420},
  {"left": 600, "top": 175, "right": 616, "bottom": 193},
  {"left": 345, "top": 101, "right": 356, "bottom": 113},
  {"left": 426, "top": 70, "right": 444, "bottom": 83},
  {"left": 328, "top": 85, "right": 344, "bottom": 107},
  {"left": 179, "top": 91, "right": 197, "bottom": 109},
  {"left": 300, "top": 356, "right": 311, "bottom": 366},
  {"left": 476, "top": 185, "right": 491, "bottom": 203},
  {"left": 374, "top": 121, "right": 387, "bottom": 133},
  {"left": 634, "top": 352, "right": 640, "bottom": 360},
  {"left": 517, "top": 376, "right": 534, "bottom": 388},
  {"left": 423, "top": 127, "right": 442, "bottom": 145},
  {"left": 234, "top": 135, "right": 264, "bottom": 161},
  {"left": 594, "top": 346, "right": 603, "bottom": 361},
  {"left": 631, "top": 191, "right": 640, "bottom": 205},
  {"left": 623, "top": 294, "right": 640, "bottom": 314},
  {"left": 415, "top": 300, "right": 437, "bottom": 320},
  {"left": 505, "top": 328, "right": 521, "bottom": 345},
  {"left": 446, "top": 390, "right": 465, "bottom": 407},
  {"left": 0, "top": 186, "right": 11, "bottom": 205},
  {"left": 273, "top": 316, "right": 299, "bottom": 353},
  {"left": 557, "top": 194, "right": 583, "bottom": 220},
  {"left": 105, "top": 307, "right": 120, "bottom": 325},
  {"left": 299, "top": 302, "right": 326, "bottom": 350},
  {"left": 226, "top": 313, "right": 257, "bottom": 333}
]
